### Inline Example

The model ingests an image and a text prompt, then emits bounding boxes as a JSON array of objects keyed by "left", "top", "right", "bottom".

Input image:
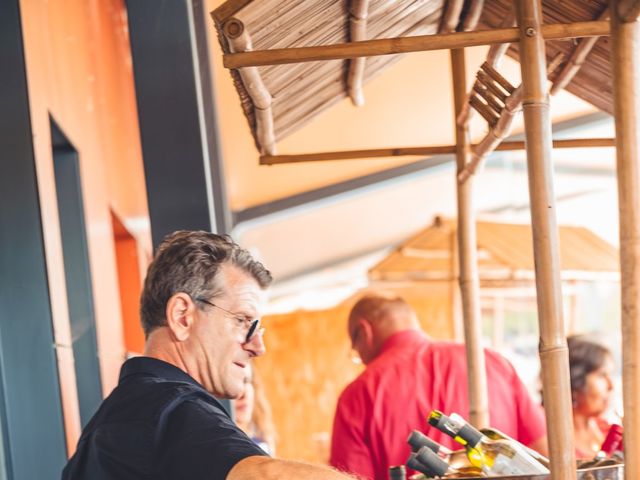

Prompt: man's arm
[{"left": 228, "top": 456, "right": 358, "bottom": 480}]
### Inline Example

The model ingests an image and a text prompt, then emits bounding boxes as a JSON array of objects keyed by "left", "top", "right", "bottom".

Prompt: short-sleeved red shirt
[{"left": 330, "top": 330, "right": 546, "bottom": 480}]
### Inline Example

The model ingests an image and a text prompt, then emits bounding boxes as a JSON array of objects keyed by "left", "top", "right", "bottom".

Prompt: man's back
[
  {"left": 63, "top": 357, "right": 266, "bottom": 480},
  {"left": 330, "top": 330, "right": 546, "bottom": 480}
]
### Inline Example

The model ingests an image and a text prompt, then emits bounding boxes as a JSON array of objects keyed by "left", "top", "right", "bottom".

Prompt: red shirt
[{"left": 330, "top": 330, "right": 546, "bottom": 480}]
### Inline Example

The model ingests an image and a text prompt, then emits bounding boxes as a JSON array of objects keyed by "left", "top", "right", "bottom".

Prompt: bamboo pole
[
  {"left": 223, "top": 18, "right": 276, "bottom": 155},
  {"left": 259, "top": 138, "right": 615, "bottom": 164},
  {"left": 610, "top": 2, "right": 640, "bottom": 479},
  {"left": 451, "top": 47, "right": 488, "bottom": 429},
  {"left": 348, "top": 0, "right": 370, "bottom": 106},
  {"left": 618, "top": 0, "right": 640, "bottom": 21},
  {"left": 223, "top": 21, "right": 610, "bottom": 69},
  {"left": 550, "top": 8, "right": 609, "bottom": 96},
  {"left": 514, "top": 2, "right": 576, "bottom": 479}
]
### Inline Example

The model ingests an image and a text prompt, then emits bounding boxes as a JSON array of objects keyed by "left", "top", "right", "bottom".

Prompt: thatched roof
[
  {"left": 212, "top": 0, "right": 446, "bottom": 153},
  {"left": 212, "top": 0, "right": 611, "bottom": 154},
  {"left": 369, "top": 217, "right": 619, "bottom": 284}
]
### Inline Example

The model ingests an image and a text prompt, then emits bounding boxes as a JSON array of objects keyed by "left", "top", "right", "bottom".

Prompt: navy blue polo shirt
[{"left": 62, "top": 357, "right": 267, "bottom": 480}]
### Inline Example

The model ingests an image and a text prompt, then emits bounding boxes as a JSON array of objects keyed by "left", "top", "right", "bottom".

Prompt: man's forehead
[{"left": 219, "top": 264, "right": 268, "bottom": 307}]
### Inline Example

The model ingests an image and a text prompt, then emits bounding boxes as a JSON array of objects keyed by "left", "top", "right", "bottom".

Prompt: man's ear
[
  {"left": 359, "top": 318, "right": 374, "bottom": 347},
  {"left": 166, "top": 293, "right": 196, "bottom": 342}
]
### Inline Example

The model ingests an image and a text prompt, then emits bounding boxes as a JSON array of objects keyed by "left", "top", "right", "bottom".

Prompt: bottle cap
[
  {"left": 415, "top": 446, "right": 449, "bottom": 477},
  {"left": 388, "top": 465, "right": 406, "bottom": 480},
  {"left": 407, "top": 430, "right": 441, "bottom": 453},
  {"left": 427, "top": 410, "right": 457, "bottom": 438}
]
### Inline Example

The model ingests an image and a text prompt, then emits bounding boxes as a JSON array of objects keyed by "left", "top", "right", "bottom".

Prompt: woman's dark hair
[{"left": 568, "top": 335, "right": 612, "bottom": 395}]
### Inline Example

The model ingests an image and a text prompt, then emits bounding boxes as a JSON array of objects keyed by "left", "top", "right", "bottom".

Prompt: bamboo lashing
[
  {"left": 458, "top": 55, "right": 564, "bottom": 183},
  {"left": 610, "top": 1, "right": 640, "bottom": 479},
  {"left": 259, "top": 138, "right": 615, "bottom": 164},
  {"left": 223, "top": 21, "right": 610, "bottom": 69},
  {"left": 461, "top": 0, "right": 485, "bottom": 32},
  {"left": 450, "top": 47, "right": 488, "bottom": 429},
  {"left": 440, "top": 0, "right": 465, "bottom": 33},
  {"left": 618, "top": 0, "right": 640, "bottom": 22},
  {"left": 514, "top": 2, "right": 576, "bottom": 479},
  {"left": 348, "top": 0, "right": 370, "bottom": 107},
  {"left": 223, "top": 18, "right": 276, "bottom": 155},
  {"left": 550, "top": 8, "right": 609, "bottom": 96},
  {"left": 458, "top": 9, "right": 516, "bottom": 127}
]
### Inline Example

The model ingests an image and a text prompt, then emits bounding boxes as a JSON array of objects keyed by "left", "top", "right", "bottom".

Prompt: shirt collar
[
  {"left": 378, "top": 329, "right": 429, "bottom": 356},
  {"left": 119, "top": 356, "right": 204, "bottom": 389}
]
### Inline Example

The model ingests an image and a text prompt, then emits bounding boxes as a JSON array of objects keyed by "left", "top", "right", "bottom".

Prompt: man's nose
[{"left": 244, "top": 331, "right": 266, "bottom": 357}]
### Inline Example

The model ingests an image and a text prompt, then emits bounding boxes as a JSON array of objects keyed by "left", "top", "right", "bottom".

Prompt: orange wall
[{"left": 19, "top": 0, "right": 151, "bottom": 453}]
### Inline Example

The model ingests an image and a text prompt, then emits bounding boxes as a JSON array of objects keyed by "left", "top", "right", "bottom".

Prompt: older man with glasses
[{"left": 63, "top": 230, "right": 355, "bottom": 480}]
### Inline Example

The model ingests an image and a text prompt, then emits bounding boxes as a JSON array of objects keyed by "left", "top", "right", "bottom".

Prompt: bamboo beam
[
  {"left": 610, "top": 2, "right": 640, "bottom": 479},
  {"left": 514, "top": 2, "right": 576, "bottom": 479},
  {"left": 348, "top": 0, "right": 370, "bottom": 106},
  {"left": 550, "top": 8, "right": 609, "bottom": 96},
  {"left": 618, "top": 0, "right": 640, "bottom": 22},
  {"left": 259, "top": 138, "right": 615, "bottom": 164},
  {"left": 223, "top": 21, "right": 610, "bottom": 69},
  {"left": 451, "top": 47, "right": 488, "bottom": 429},
  {"left": 223, "top": 18, "right": 276, "bottom": 155}
]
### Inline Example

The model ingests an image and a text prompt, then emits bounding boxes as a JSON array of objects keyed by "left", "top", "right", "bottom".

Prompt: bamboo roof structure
[
  {"left": 369, "top": 217, "right": 620, "bottom": 284},
  {"left": 213, "top": 0, "right": 612, "bottom": 156}
]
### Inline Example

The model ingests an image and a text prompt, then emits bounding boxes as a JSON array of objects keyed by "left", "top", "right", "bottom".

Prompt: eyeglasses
[{"left": 195, "top": 298, "right": 263, "bottom": 344}]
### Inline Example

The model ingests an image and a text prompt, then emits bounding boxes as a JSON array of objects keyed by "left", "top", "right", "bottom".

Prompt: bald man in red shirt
[{"left": 330, "top": 293, "right": 548, "bottom": 480}]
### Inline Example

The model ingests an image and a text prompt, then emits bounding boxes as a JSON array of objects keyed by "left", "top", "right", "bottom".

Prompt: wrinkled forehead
[{"left": 218, "top": 264, "right": 268, "bottom": 312}]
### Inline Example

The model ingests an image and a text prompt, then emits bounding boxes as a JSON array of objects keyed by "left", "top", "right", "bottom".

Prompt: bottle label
[{"left": 490, "top": 452, "right": 549, "bottom": 475}]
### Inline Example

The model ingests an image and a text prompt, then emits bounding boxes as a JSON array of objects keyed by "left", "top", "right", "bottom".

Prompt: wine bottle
[
  {"left": 406, "top": 429, "right": 479, "bottom": 472},
  {"left": 427, "top": 410, "right": 549, "bottom": 475},
  {"left": 407, "top": 446, "right": 485, "bottom": 478},
  {"left": 388, "top": 465, "right": 407, "bottom": 480},
  {"left": 474, "top": 422, "right": 550, "bottom": 468},
  {"left": 407, "top": 430, "right": 451, "bottom": 456},
  {"left": 595, "top": 424, "right": 623, "bottom": 460}
]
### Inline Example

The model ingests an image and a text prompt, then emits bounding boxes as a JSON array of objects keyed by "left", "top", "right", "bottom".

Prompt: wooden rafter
[
  {"left": 440, "top": 0, "right": 465, "bottom": 33},
  {"left": 223, "top": 21, "right": 610, "bottom": 69},
  {"left": 550, "top": 7, "right": 609, "bottom": 95},
  {"left": 461, "top": 0, "right": 485, "bottom": 32},
  {"left": 223, "top": 18, "right": 276, "bottom": 155},
  {"left": 348, "top": 0, "right": 370, "bottom": 106},
  {"left": 259, "top": 138, "right": 615, "bottom": 165}
]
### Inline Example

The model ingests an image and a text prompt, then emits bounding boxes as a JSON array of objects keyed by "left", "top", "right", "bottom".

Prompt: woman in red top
[{"left": 567, "top": 335, "right": 616, "bottom": 459}]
